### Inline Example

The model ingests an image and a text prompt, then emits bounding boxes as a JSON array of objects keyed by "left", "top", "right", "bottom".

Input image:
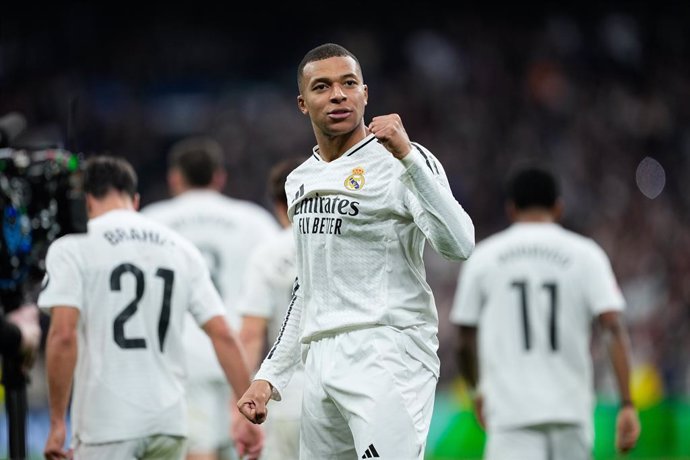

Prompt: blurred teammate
[
  {"left": 237, "top": 43, "right": 475, "bottom": 460},
  {"left": 39, "top": 156, "right": 262, "bottom": 460},
  {"left": 450, "top": 165, "right": 640, "bottom": 460},
  {"left": 141, "top": 136, "right": 279, "bottom": 460},
  {"left": 239, "top": 157, "right": 305, "bottom": 460}
]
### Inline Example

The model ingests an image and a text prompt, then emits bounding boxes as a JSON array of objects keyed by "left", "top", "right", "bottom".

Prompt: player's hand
[
  {"left": 615, "top": 405, "right": 640, "bottom": 453},
  {"left": 44, "top": 419, "right": 71, "bottom": 459},
  {"left": 367, "top": 114, "right": 413, "bottom": 160},
  {"left": 232, "top": 414, "right": 264, "bottom": 460},
  {"left": 237, "top": 379, "right": 272, "bottom": 424}
]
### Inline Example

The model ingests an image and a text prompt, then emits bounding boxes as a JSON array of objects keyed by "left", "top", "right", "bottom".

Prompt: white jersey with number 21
[{"left": 38, "top": 209, "right": 225, "bottom": 444}]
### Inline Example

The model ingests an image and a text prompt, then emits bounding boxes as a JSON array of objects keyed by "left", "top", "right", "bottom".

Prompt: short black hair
[
  {"left": 507, "top": 166, "right": 559, "bottom": 210},
  {"left": 297, "top": 43, "right": 362, "bottom": 91},
  {"left": 82, "top": 155, "right": 137, "bottom": 199},
  {"left": 168, "top": 136, "right": 224, "bottom": 187},
  {"left": 267, "top": 157, "right": 304, "bottom": 207}
]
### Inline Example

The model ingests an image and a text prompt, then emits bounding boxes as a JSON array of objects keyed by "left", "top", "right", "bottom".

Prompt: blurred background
[{"left": 1, "top": 2, "right": 689, "bottom": 459}]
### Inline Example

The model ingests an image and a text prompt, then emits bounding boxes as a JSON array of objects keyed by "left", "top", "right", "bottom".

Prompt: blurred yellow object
[
  {"left": 631, "top": 362, "right": 664, "bottom": 409},
  {"left": 450, "top": 377, "right": 476, "bottom": 410}
]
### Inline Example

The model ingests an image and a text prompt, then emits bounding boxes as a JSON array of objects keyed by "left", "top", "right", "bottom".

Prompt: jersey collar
[{"left": 312, "top": 134, "right": 377, "bottom": 162}]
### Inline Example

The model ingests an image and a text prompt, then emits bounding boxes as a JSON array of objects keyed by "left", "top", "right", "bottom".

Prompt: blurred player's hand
[
  {"left": 7, "top": 303, "right": 41, "bottom": 374},
  {"left": 43, "top": 418, "right": 72, "bottom": 459},
  {"left": 237, "top": 379, "right": 272, "bottom": 424},
  {"left": 367, "top": 114, "right": 412, "bottom": 160},
  {"left": 615, "top": 405, "right": 640, "bottom": 453},
  {"left": 232, "top": 413, "right": 264, "bottom": 460}
]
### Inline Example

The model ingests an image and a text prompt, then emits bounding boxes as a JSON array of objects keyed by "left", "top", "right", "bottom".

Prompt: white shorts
[
  {"left": 300, "top": 326, "right": 437, "bottom": 460},
  {"left": 261, "top": 416, "right": 300, "bottom": 460},
  {"left": 186, "top": 379, "right": 232, "bottom": 454},
  {"left": 73, "top": 434, "right": 186, "bottom": 460},
  {"left": 485, "top": 423, "right": 591, "bottom": 460}
]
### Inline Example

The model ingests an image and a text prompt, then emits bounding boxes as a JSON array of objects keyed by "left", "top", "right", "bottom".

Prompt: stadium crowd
[{"left": 2, "top": 1, "right": 689, "bottom": 426}]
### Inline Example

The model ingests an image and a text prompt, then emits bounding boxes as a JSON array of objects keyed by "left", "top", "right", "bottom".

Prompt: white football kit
[
  {"left": 254, "top": 135, "right": 475, "bottom": 460},
  {"left": 38, "top": 209, "right": 226, "bottom": 451},
  {"left": 238, "top": 227, "right": 302, "bottom": 460},
  {"left": 141, "top": 189, "right": 279, "bottom": 452},
  {"left": 450, "top": 222, "right": 626, "bottom": 459}
]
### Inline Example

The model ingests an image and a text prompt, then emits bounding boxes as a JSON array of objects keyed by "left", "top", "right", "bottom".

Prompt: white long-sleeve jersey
[{"left": 254, "top": 134, "right": 474, "bottom": 398}]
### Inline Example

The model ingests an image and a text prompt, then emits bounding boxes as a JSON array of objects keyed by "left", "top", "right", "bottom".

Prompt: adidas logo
[{"left": 361, "top": 443, "right": 380, "bottom": 458}]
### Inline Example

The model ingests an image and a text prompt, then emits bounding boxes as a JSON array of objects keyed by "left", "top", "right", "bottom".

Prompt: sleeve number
[
  {"left": 110, "top": 263, "right": 174, "bottom": 352},
  {"left": 511, "top": 280, "right": 558, "bottom": 351}
]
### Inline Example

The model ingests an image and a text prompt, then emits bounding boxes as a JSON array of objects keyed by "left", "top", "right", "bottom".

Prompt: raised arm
[{"left": 369, "top": 114, "right": 474, "bottom": 260}]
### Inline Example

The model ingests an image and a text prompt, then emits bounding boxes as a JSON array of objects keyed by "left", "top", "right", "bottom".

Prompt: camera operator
[
  {"left": 1, "top": 111, "right": 40, "bottom": 374},
  {"left": 1, "top": 110, "right": 86, "bottom": 459}
]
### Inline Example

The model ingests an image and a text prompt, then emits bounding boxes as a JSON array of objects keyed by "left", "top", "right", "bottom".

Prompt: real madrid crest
[{"left": 344, "top": 167, "right": 365, "bottom": 191}]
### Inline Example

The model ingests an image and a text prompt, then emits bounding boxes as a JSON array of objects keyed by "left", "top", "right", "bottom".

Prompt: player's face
[{"left": 298, "top": 56, "right": 368, "bottom": 137}]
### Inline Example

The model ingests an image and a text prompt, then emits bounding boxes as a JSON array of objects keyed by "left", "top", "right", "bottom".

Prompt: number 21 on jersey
[{"left": 110, "top": 263, "right": 175, "bottom": 352}]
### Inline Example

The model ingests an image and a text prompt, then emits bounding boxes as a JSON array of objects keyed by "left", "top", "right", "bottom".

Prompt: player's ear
[
  {"left": 133, "top": 193, "right": 141, "bottom": 211},
  {"left": 168, "top": 169, "right": 183, "bottom": 196},
  {"left": 363, "top": 84, "right": 368, "bottom": 105},
  {"left": 85, "top": 194, "right": 94, "bottom": 218},
  {"left": 212, "top": 169, "right": 227, "bottom": 192},
  {"left": 297, "top": 95, "right": 308, "bottom": 115}
]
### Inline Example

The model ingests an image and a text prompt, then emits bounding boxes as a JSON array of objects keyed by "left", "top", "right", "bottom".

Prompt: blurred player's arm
[
  {"left": 203, "top": 315, "right": 253, "bottom": 397},
  {"left": 204, "top": 315, "right": 265, "bottom": 458},
  {"left": 239, "top": 279, "right": 303, "bottom": 424},
  {"left": 456, "top": 325, "right": 479, "bottom": 389},
  {"left": 456, "top": 324, "right": 485, "bottom": 428},
  {"left": 44, "top": 306, "right": 79, "bottom": 460},
  {"left": 598, "top": 311, "right": 640, "bottom": 453},
  {"left": 240, "top": 315, "right": 269, "bottom": 371},
  {"left": 238, "top": 245, "right": 273, "bottom": 372}
]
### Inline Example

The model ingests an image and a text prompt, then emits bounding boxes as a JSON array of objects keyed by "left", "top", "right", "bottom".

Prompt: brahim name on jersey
[{"left": 103, "top": 228, "right": 173, "bottom": 246}]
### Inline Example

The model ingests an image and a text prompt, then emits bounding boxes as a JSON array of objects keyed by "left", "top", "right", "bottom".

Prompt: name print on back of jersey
[{"left": 103, "top": 227, "right": 172, "bottom": 246}]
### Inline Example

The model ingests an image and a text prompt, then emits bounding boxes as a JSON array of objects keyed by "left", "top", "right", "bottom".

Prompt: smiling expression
[{"left": 298, "top": 55, "right": 368, "bottom": 138}]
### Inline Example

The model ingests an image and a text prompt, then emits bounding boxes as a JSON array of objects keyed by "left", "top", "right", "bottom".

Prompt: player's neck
[
  {"left": 513, "top": 211, "right": 556, "bottom": 223},
  {"left": 315, "top": 125, "right": 367, "bottom": 162},
  {"left": 173, "top": 185, "right": 218, "bottom": 197},
  {"left": 87, "top": 193, "right": 137, "bottom": 219}
]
